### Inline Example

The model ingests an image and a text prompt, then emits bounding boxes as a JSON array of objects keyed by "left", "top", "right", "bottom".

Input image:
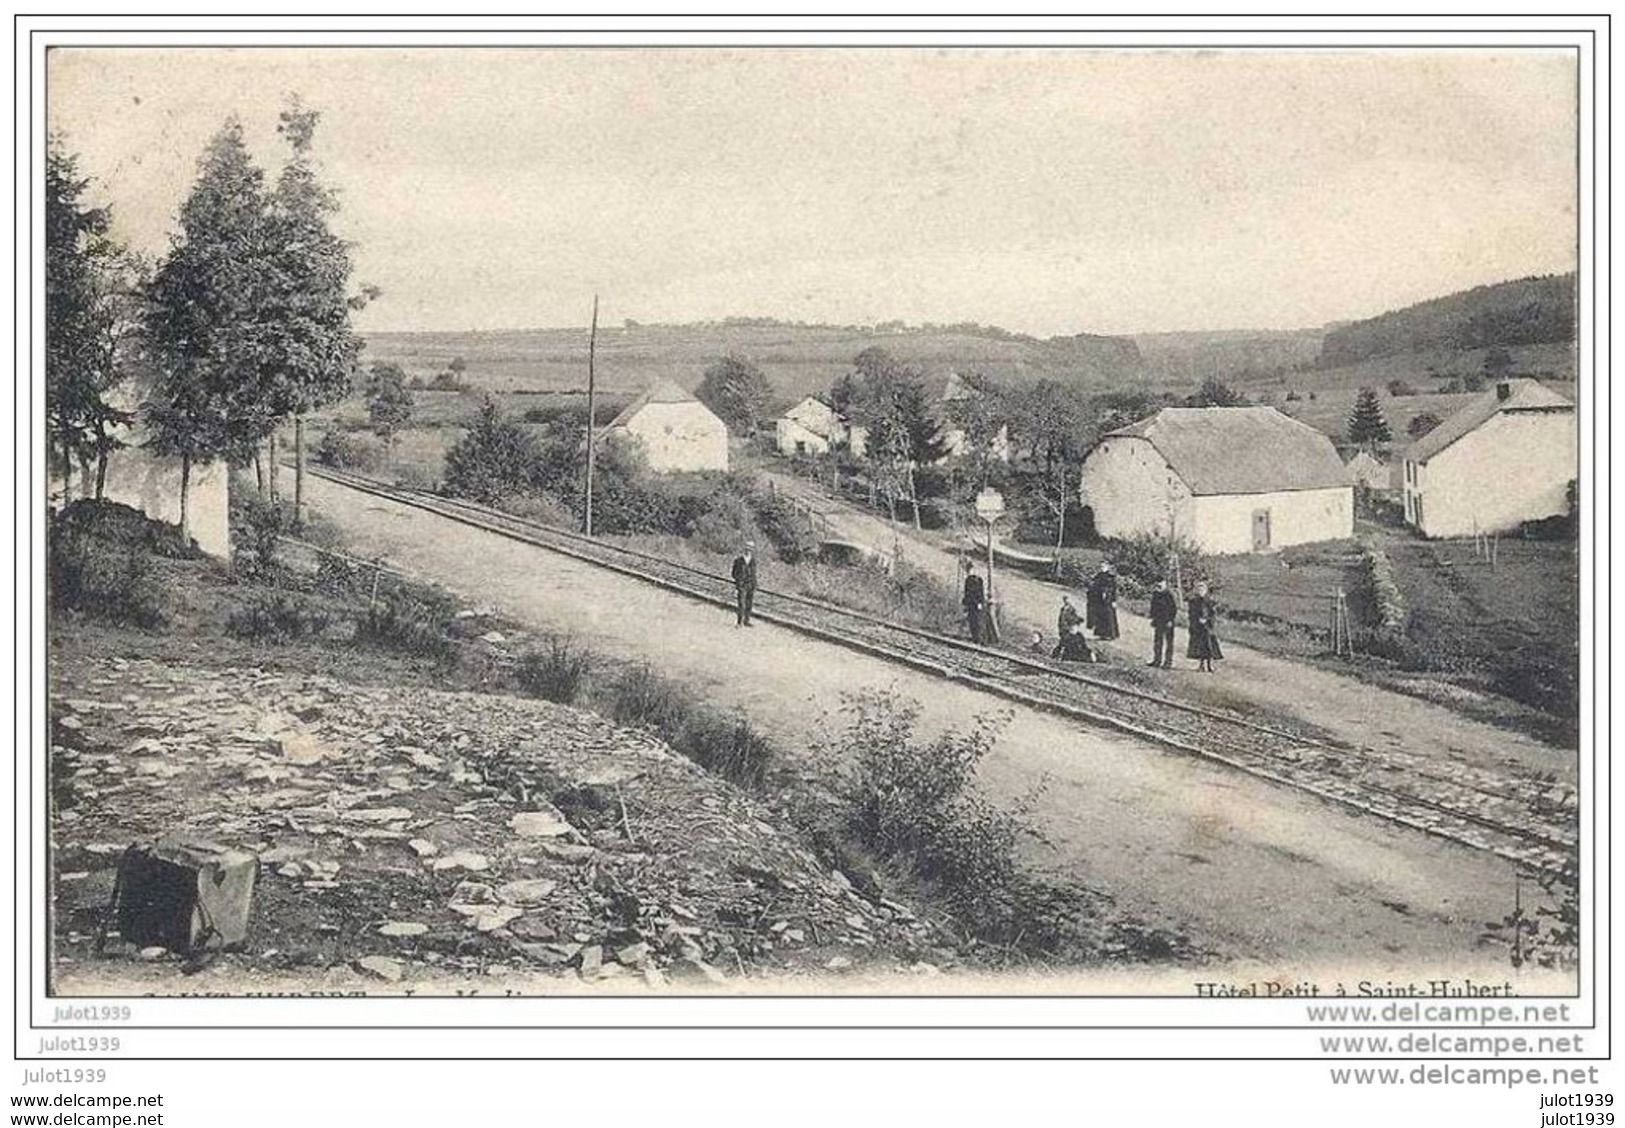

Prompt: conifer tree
[{"left": 1346, "top": 386, "right": 1392, "bottom": 445}]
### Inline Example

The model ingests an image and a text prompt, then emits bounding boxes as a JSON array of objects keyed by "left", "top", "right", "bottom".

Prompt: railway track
[{"left": 308, "top": 465, "right": 1576, "bottom": 879}]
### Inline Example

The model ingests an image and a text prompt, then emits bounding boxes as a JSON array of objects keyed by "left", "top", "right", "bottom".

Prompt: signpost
[{"left": 975, "top": 487, "right": 1005, "bottom": 643}]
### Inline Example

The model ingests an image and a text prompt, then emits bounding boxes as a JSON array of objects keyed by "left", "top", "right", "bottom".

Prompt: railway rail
[{"left": 307, "top": 464, "right": 1576, "bottom": 879}]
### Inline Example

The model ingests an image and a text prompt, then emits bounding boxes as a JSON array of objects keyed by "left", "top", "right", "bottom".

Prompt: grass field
[{"left": 361, "top": 322, "right": 1133, "bottom": 411}]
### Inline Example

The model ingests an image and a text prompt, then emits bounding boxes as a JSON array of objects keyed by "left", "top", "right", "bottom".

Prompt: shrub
[
  {"left": 47, "top": 501, "right": 181, "bottom": 628},
  {"left": 231, "top": 489, "right": 295, "bottom": 578},
  {"left": 671, "top": 709, "right": 773, "bottom": 788},
  {"left": 517, "top": 635, "right": 593, "bottom": 704},
  {"left": 742, "top": 484, "right": 819, "bottom": 563},
  {"left": 314, "top": 428, "right": 385, "bottom": 472},
  {"left": 1094, "top": 532, "right": 1219, "bottom": 597},
  {"left": 1359, "top": 537, "right": 1408, "bottom": 637},
  {"left": 828, "top": 688, "right": 1030, "bottom": 912},
  {"left": 48, "top": 514, "right": 166, "bottom": 629},
  {"left": 225, "top": 591, "right": 333, "bottom": 642},
  {"left": 355, "top": 582, "right": 458, "bottom": 661},
  {"left": 442, "top": 397, "right": 540, "bottom": 505},
  {"left": 605, "top": 662, "right": 693, "bottom": 733},
  {"left": 1386, "top": 378, "right": 1418, "bottom": 397}
]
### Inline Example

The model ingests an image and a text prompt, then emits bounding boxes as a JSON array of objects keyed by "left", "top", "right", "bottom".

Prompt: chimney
[{"left": 1496, "top": 381, "right": 1513, "bottom": 402}]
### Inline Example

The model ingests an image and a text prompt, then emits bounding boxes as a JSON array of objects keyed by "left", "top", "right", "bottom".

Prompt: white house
[
  {"left": 603, "top": 377, "right": 730, "bottom": 473},
  {"left": 1398, "top": 379, "right": 1576, "bottom": 538},
  {"left": 1343, "top": 447, "right": 1392, "bottom": 493},
  {"left": 776, "top": 395, "right": 845, "bottom": 456},
  {"left": 48, "top": 385, "right": 231, "bottom": 559},
  {"left": 1079, "top": 405, "right": 1353, "bottom": 554},
  {"left": 936, "top": 371, "right": 1010, "bottom": 463}
]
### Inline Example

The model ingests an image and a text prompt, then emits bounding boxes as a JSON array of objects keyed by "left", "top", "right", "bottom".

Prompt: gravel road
[{"left": 306, "top": 475, "right": 1570, "bottom": 988}]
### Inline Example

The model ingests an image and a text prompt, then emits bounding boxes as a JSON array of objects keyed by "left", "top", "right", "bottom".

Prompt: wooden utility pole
[
  {"left": 294, "top": 416, "right": 306, "bottom": 527},
  {"left": 584, "top": 294, "right": 598, "bottom": 537}
]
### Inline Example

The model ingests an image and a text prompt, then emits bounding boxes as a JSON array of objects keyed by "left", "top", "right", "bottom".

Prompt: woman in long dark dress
[
  {"left": 1186, "top": 581, "right": 1223, "bottom": 672},
  {"left": 1085, "top": 562, "right": 1120, "bottom": 641}
]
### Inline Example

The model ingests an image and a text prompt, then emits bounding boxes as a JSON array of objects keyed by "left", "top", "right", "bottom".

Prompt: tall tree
[
  {"left": 368, "top": 362, "right": 415, "bottom": 455},
  {"left": 46, "top": 139, "right": 141, "bottom": 500},
  {"left": 1019, "top": 380, "right": 1090, "bottom": 552},
  {"left": 143, "top": 118, "right": 275, "bottom": 542},
  {"left": 1346, "top": 386, "right": 1393, "bottom": 445},
  {"left": 696, "top": 354, "right": 773, "bottom": 435},
  {"left": 264, "top": 97, "right": 369, "bottom": 522},
  {"left": 1186, "top": 376, "right": 1247, "bottom": 407},
  {"left": 840, "top": 348, "right": 946, "bottom": 528}
]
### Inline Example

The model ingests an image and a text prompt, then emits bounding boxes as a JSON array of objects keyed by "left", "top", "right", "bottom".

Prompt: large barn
[
  {"left": 1398, "top": 379, "right": 1576, "bottom": 538},
  {"left": 603, "top": 377, "right": 730, "bottom": 473},
  {"left": 1079, "top": 405, "right": 1354, "bottom": 554}
]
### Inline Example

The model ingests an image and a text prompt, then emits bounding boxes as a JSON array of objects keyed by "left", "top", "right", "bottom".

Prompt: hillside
[
  {"left": 1132, "top": 328, "right": 1324, "bottom": 385},
  {"left": 362, "top": 321, "right": 1144, "bottom": 408},
  {"left": 1317, "top": 273, "right": 1577, "bottom": 369}
]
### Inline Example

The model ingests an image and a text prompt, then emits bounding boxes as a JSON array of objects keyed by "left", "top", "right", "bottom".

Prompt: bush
[
  {"left": 354, "top": 582, "right": 458, "bottom": 661},
  {"left": 743, "top": 484, "right": 819, "bottom": 563},
  {"left": 48, "top": 509, "right": 167, "bottom": 629},
  {"left": 225, "top": 591, "right": 333, "bottom": 643},
  {"left": 671, "top": 709, "right": 773, "bottom": 788},
  {"left": 442, "top": 398, "right": 541, "bottom": 505},
  {"left": 1359, "top": 537, "right": 1408, "bottom": 637},
  {"left": 605, "top": 662, "right": 693, "bottom": 733},
  {"left": 689, "top": 488, "right": 760, "bottom": 555},
  {"left": 1092, "top": 532, "right": 1219, "bottom": 598},
  {"left": 231, "top": 489, "right": 295, "bottom": 578},
  {"left": 314, "top": 428, "right": 385, "bottom": 472},
  {"left": 828, "top": 688, "right": 1030, "bottom": 912},
  {"left": 517, "top": 635, "right": 592, "bottom": 704}
]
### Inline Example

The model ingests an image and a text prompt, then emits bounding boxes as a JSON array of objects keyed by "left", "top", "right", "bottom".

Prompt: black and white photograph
[{"left": 39, "top": 41, "right": 1587, "bottom": 1005}]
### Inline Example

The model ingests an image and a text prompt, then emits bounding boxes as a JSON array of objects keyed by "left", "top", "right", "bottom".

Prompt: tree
[
  {"left": 1406, "top": 412, "right": 1443, "bottom": 439},
  {"left": 839, "top": 348, "right": 947, "bottom": 528},
  {"left": 696, "top": 354, "right": 773, "bottom": 434},
  {"left": 46, "top": 139, "right": 142, "bottom": 500},
  {"left": 1186, "top": 376, "right": 1247, "bottom": 407},
  {"left": 1018, "top": 380, "right": 1090, "bottom": 552},
  {"left": 1483, "top": 347, "right": 1514, "bottom": 383},
  {"left": 1346, "top": 386, "right": 1392, "bottom": 445},
  {"left": 143, "top": 118, "right": 276, "bottom": 542},
  {"left": 368, "top": 363, "right": 415, "bottom": 454},
  {"left": 262, "top": 97, "right": 369, "bottom": 521},
  {"left": 442, "top": 397, "right": 540, "bottom": 504},
  {"left": 940, "top": 372, "right": 1012, "bottom": 488}
]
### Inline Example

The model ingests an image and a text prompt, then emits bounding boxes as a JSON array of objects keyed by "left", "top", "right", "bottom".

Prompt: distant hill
[
  {"left": 1132, "top": 328, "right": 1323, "bottom": 385},
  {"left": 362, "top": 320, "right": 1146, "bottom": 407},
  {"left": 1317, "top": 273, "right": 1576, "bottom": 369}
]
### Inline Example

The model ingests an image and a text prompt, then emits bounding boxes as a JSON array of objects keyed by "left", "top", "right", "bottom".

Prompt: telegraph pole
[{"left": 584, "top": 294, "right": 598, "bottom": 537}]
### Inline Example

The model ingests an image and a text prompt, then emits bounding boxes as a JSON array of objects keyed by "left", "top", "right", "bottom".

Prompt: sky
[{"left": 47, "top": 47, "right": 1578, "bottom": 338}]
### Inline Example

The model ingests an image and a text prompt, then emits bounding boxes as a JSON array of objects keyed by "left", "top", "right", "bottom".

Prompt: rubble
[{"left": 49, "top": 655, "right": 947, "bottom": 992}]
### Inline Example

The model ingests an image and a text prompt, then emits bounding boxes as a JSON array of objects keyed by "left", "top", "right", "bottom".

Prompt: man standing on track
[
  {"left": 1149, "top": 577, "right": 1178, "bottom": 669},
  {"left": 961, "top": 558, "right": 987, "bottom": 643},
  {"left": 731, "top": 540, "right": 758, "bottom": 627}
]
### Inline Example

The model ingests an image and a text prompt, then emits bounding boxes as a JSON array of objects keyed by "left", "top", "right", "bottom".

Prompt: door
[{"left": 1252, "top": 508, "right": 1272, "bottom": 551}]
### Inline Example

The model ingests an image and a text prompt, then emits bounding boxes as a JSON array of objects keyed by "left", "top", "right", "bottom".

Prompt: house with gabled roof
[
  {"left": 776, "top": 395, "right": 851, "bottom": 457},
  {"left": 1079, "top": 405, "right": 1353, "bottom": 554},
  {"left": 1398, "top": 379, "right": 1575, "bottom": 537},
  {"left": 603, "top": 377, "right": 729, "bottom": 473}
]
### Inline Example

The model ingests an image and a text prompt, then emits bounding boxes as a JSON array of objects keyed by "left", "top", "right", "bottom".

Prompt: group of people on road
[{"left": 1027, "top": 557, "right": 1224, "bottom": 673}]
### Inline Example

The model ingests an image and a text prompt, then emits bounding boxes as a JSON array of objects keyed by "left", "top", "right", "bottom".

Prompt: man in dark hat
[
  {"left": 961, "top": 558, "right": 987, "bottom": 643},
  {"left": 731, "top": 540, "right": 758, "bottom": 627},
  {"left": 1149, "top": 578, "right": 1178, "bottom": 669}
]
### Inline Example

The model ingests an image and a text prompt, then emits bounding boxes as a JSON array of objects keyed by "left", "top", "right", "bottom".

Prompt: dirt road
[
  {"left": 307, "top": 475, "right": 1565, "bottom": 986},
  {"left": 759, "top": 469, "right": 1574, "bottom": 784}
]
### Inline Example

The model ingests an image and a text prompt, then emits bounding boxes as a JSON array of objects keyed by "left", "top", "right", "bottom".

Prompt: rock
[
  {"left": 407, "top": 750, "right": 443, "bottom": 771},
  {"left": 783, "top": 929, "right": 806, "bottom": 945},
  {"left": 276, "top": 862, "right": 305, "bottom": 879},
  {"left": 510, "top": 941, "right": 569, "bottom": 967},
  {"left": 672, "top": 956, "right": 727, "bottom": 985},
  {"left": 279, "top": 732, "right": 326, "bottom": 765},
  {"left": 536, "top": 842, "right": 595, "bottom": 865},
  {"left": 642, "top": 963, "right": 667, "bottom": 989},
  {"left": 138, "top": 946, "right": 167, "bottom": 961},
  {"left": 578, "top": 944, "right": 603, "bottom": 976},
  {"left": 357, "top": 956, "right": 403, "bottom": 982},
  {"left": 480, "top": 631, "right": 506, "bottom": 644},
  {"left": 431, "top": 850, "right": 490, "bottom": 872},
  {"left": 509, "top": 915, "right": 559, "bottom": 942},
  {"left": 260, "top": 845, "right": 311, "bottom": 865},
  {"left": 344, "top": 807, "right": 414, "bottom": 823},
  {"left": 469, "top": 906, "right": 522, "bottom": 933},
  {"left": 825, "top": 956, "right": 852, "bottom": 971},
  {"left": 615, "top": 941, "right": 650, "bottom": 967},
  {"left": 496, "top": 879, "right": 557, "bottom": 907},
  {"left": 407, "top": 839, "right": 438, "bottom": 858},
  {"left": 378, "top": 922, "right": 429, "bottom": 938},
  {"left": 451, "top": 881, "right": 497, "bottom": 904},
  {"left": 509, "top": 808, "right": 573, "bottom": 839}
]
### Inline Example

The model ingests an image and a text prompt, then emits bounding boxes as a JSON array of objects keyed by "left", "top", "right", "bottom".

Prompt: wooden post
[
  {"left": 584, "top": 294, "right": 598, "bottom": 537},
  {"left": 268, "top": 432, "right": 280, "bottom": 501}
]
